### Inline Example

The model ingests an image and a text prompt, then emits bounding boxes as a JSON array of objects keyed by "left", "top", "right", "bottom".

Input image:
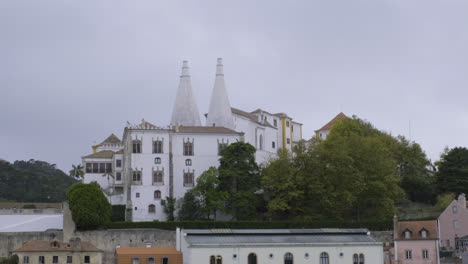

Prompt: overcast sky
[{"left": 1, "top": 0, "right": 467, "bottom": 171}]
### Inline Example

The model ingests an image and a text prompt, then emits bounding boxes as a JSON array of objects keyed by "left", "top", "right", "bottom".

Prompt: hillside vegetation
[{"left": 0, "top": 159, "right": 77, "bottom": 202}]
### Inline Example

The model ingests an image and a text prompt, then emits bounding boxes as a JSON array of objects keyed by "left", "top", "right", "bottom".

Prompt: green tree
[
  {"left": 436, "top": 147, "right": 468, "bottom": 195},
  {"left": 66, "top": 182, "right": 111, "bottom": 230},
  {"left": 177, "top": 190, "right": 203, "bottom": 220},
  {"left": 218, "top": 142, "right": 261, "bottom": 220},
  {"left": 69, "top": 164, "right": 84, "bottom": 180},
  {"left": 161, "top": 196, "right": 176, "bottom": 221},
  {"left": 192, "top": 167, "right": 228, "bottom": 220}
]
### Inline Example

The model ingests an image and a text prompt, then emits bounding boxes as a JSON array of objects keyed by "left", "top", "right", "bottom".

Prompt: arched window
[
  {"left": 154, "top": 190, "right": 161, "bottom": 199},
  {"left": 353, "top": 254, "right": 359, "bottom": 264},
  {"left": 148, "top": 204, "right": 155, "bottom": 213},
  {"left": 210, "top": 256, "right": 215, "bottom": 264},
  {"left": 320, "top": 252, "right": 329, "bottom": 264},
  {"left": 216, "top": 255, "right": 222, "bottom": 264},
  {"left": 284, "top": 252, "right": 293, "bottom": 264},
  {"left": 359, "top": 253, "right": 365, "bottom": 264},
  {"left": 248, "top": 253, "right": 257, "bottom": 264}
]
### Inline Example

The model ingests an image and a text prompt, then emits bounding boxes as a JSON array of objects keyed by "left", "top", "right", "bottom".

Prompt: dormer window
[
  {"left": 420, "top": 228, "right": 428, "bottom": 238},
  {"left": 404, "top": 229, "right": 412, "bottom": 239}
]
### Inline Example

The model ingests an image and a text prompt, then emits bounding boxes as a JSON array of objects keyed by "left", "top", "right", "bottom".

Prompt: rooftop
[
  {"left": 83, "top": 150, "right": 115, "bottom": 159},
  {"left": 315, "top": 112, "right": 348, "bottom": 132},
  {"left": 116, "top": 247, "right": 181, "bottom": 255},
  {"left": 93, "top": 134, "right": 122, "bottom": 147},
  {"left": 395, "top": 220, "right": 438, "bottom": 240},
  {"left": 174, "top": 126, "right": 242, "bottom": 134},
  {"left": 14, "top": 240, "right": 102, "bottom": 252}
]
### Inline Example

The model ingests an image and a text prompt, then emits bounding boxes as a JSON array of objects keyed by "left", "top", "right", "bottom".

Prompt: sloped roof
[
  {"left": 395, "top": 220, "right": 438, "bottom": 240},
  {"left": 231, "top": 108, "right": 276, "bottom": 129},
  {"left": 83, "top": 150, "right": 115, "bottom": 159},
  {"left": 93, "top": 134, "right": 122, "bottom": 147},
  {"left": 315, "top": 112, "right": 348, "bottom": 132},
  {"left": 116, "top": 247, "right": 181, "bottom": 255},
  {"left": 175, "top": 126, "right": 242, "bottom": 134},
  {"left": 14, "top": 240, "right": 102, "bottom": 252}
]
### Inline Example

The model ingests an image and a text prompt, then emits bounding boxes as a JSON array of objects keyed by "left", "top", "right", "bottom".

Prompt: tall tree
[
  {"left": 67, "top": 182, "right": 111, "bottom": 230},
  {"left": 436, "top": 147, "right": 468, "bottom": 195},
  {"left": 192, "top": 167, "right": 227, "bottom": 220},
  {"left": 218, "top": 142, "right": 260, "bottom": 220}
]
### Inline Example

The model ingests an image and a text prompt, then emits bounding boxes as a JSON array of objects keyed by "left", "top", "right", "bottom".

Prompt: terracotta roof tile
[
  {"left": 14, "top": 240, "right": 102, "bottom": 252},
  {"left": 315, "top": 112, "right": 348, "bottom": 132},
  {"left": 396, "top": 220, "right": 438, "bottom": 240},
  {"left": 83, "top": 150, "right": 115, "bottom": 159},
  {"left": 93, "top": 134, "right": 122, "bottom": 147}
]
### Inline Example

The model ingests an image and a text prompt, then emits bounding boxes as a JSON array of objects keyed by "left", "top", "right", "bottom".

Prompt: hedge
[
  {"left": 111, "top": 205, "right": 126, "bottom": 222},
  {"left": 105, "top": 220, "right": 392, "bottom": 231}
]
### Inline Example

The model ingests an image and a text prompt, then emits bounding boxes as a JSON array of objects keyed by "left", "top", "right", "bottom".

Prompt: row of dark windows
[
  {"left": 405, "top": 249, "right": 429, "bottom": 259},
  {"left": 85, "top": 162, "right": 112, "bottom": 174},
  {"left": 209, "top": 252, "right": 338, "bottom": 264},
  {"left": 131, "top": 257, "right": 168, "bottom": 264},
  {"left": 25, "top": 255, "right": 90, "bottom": 264},
  {"left": 132, "top": 170, "right": 193, "bottom": 186},
  {"left": 132, "top": 140, "right": 227, "bottom": 156},
  {"left": 135, "top": 191, "right": 162, "bottom": 199}
]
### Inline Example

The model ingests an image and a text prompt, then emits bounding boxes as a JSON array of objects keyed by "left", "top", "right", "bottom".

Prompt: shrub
[{"left": 111, "top": 205, "right": 126, "bottom": 222}]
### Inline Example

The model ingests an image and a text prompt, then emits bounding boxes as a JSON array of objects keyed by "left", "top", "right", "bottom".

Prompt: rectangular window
[
  {"left": 405, "top": 250, "right": 412, "bottom": 259},
  {"left": 99, "top": 163, "right": 106, "bottom": 173},
  {"left": 116, "top": 172, "right": 122, "bottom": 181},
  {"left": 422, "top": 249, "right": 429, "bottom": 259},
  {"left": 287, "top": 138, "right": 291, "bottom": 144},
  {"left": 286, "top": 121, "right": 290, "bottom": 127},
  {"left": 272, "top": 141, "right": 276, "bottom": 148},
  {"left": 162, "top": 257, "right": 169, "bottom": 264},
  {"left": 116, "top": 159, "right": 122, "bottom": 168},
  {"left": 38, "top": 256, "right": 44, "bottom": 264},
  {"left": 92, "top": 163, "right": 99, "bottom": 173},
  {"left": 218, "top": 143, "right": 228, "bottom": 155},
  {"left": 454, "top": 220, "right": 460, "bottom": 229},
  {"left": 23, "top": 256, "right": 29, "bottom": 264},
  {"left": 153, "top": 140, "right": 163, "bottom": 154},
  {"left": 67, "top": 256, "right": 72, "bottom": 264},
  {"left": 85, "top": 163, "right": 92, "bottom": 173},
  {"left": 453, "top": 206, "right": 458, "bottom": 214},
  {"left": 447, "top": 239, "right": 451, "bottom": 247},
  {"left": 132, "top": 140, "right": 141, "bottom": 153},
  {"left": 132, "top": 171, "right": 141, "bottom": 182},
  {"left": 84, "top": 256, "right": 90, "bottom": 264},
  {"left": 105, "top": 163, "right": 112, "bottom": 173},
  {"left": 132, "top": 257, "right": 140, "bottom": 264},
  {"left": 52, "top": 256, "right": 58, "bottom": 264},
  {"left": 273, "top": 119, "right": 277, "bottom": 127},
  {"left": 183, "top": 172, "right": 194, "bottom": 187},
  {"left": 183, "top": 141, "right": 194, "bottom": 156},
  {"left": 153, "top": 171, "right": 163, "bottom": 184}
]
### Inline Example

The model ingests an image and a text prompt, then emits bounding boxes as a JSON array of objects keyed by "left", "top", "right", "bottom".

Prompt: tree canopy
[
  {"left": 67, "top": 182, "right": 111, "bottom": 230},
  {"left": 0, "top": 159, "right": 77, "bottom": 202},
  {"left": 436, "top": 147, "right": 468, "bottom": 195}
]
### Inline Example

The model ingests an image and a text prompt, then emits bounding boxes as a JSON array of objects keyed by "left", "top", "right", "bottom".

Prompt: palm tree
[{"left": 69, "top": 164, "right": 84, "bottom": 180}]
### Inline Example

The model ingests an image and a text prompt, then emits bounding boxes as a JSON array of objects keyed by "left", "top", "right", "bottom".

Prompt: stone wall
[{"left": 1, "top": 229, "right": 176, "bottom": 264}]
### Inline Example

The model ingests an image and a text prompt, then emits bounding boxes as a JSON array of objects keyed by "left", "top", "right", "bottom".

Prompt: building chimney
[{"left": 458, "top": 193, "right": 466, "bottom": 209}]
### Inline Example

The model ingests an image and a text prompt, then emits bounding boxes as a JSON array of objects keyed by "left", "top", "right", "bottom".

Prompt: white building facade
[
  {"left": 178, "top": 228, "right": 383, "bottom": 264},
  {"left": 82, "top": 59, "right": 302, "bottom": 221}
]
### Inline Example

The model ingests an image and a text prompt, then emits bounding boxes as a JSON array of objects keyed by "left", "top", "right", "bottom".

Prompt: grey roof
[
  {"left": 231, "top": 108, "right": 276, "bottom": 129},
  {"left": 83, "top": 150, "right": 115, "bottom": 159},
  {"left": 183, "top": 229, "right": 379, "bottom": 245}
]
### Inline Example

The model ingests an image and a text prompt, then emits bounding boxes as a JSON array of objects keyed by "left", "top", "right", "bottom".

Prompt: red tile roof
[{"left": 315, "top": 112, "right": 348, "bottom": 132}]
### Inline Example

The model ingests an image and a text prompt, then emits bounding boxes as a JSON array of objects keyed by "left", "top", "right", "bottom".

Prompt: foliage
[
  {"left": 105, "top": 220, "right": 392, "bottom": 231},
  {"left": 262, "top": 117, "right": 407, "bottom": 221},
  {"left": 161, "top": 196, "right": 176, "bottom": 221},
  {"left": 218, "top": 142, "right": 261, "bottom": 220},
  {"left": 436, "top": 147, "right": 468, "bottom": 195},
  {"left": 0, "top": 255, "right": 19, "bottom": 264},
  {"left": 111, "top": 205, "right": 126, "bottom": 222},
  {"left": 69, "top": 164, "right": 84, "bottom": 180},
  {"left": 435, "top": 193, "right": 456, "bottom": 211},
  {"left": 22, "top": 204, "right": 36, "bottom": 209},
  {"left": 191, "top": 167, "right": 228, "bottom": 220},
  {"left": 0, "top": 159, "right": 77, "bottom": 202},
  {"left": 177, "top": 190, "right": 203, "bottom": 220},
  {"left": 66, "top": 182, "right": 111, "bottom": 230}
]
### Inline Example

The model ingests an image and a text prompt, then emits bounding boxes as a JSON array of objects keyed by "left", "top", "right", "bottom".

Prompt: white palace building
[{"left": 82, "top": 59, "right": 303, "bottom": 222}]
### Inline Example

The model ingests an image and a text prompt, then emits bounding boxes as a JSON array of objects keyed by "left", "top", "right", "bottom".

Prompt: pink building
[
  {"left": 394, "top": 219, "right": 439, "bottom": 264},
  {"left": 438, "top": 194, "right": 468, "bottom": 253}
]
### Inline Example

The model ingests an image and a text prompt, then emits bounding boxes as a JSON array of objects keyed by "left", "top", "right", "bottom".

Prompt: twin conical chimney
[
  {"left": 170, "top": 61, "right": 202, "bottom": 126},
  {"left": 205, "top": 58, "right": 235, "bottom": 130}
]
